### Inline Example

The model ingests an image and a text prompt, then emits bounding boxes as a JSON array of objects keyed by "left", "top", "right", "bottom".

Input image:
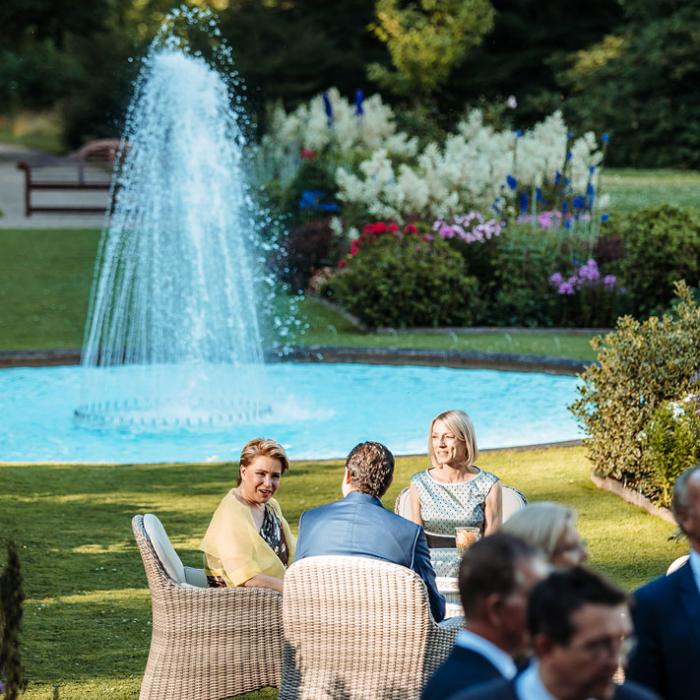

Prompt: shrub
[
  {"left": 570, "top": 282, "right": 700, "bottom": 506},
  {"left": 323, "top": 230, "right": 479, "bottom": 328},
  {"left": 643, "top": 397, "right": 700, "bottom": 507},
  {"left": 281, "top": 219, "right": 346, "bottom": 293},
  {"left": 0, "top": 541, "right": 27, "bottom": 700},
  {"left": 487, "top": 225, "right": 560, "bottom": 326},
  {"left": 548, "top": 259, "right": 629, "bottom": 328},
  {"left": 613, "top": 206, "right": 700, "bottom": 317}
]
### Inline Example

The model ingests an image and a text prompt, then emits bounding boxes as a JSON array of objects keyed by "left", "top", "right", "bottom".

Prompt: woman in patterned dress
[
  {"left": 199, "top": 437, "right": 295, "bottom": 593},
  {"left": 408, "top": 409, "right": 502, "bottom": 576}
]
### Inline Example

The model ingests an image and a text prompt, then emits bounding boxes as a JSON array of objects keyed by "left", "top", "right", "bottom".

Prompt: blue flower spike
[{"left": 323, "top": 92, "right": 334, "bottom": 127}]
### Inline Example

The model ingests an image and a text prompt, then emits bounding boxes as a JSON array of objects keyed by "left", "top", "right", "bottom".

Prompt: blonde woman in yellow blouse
[{"left": 199, "top": 437, "right": 296, "bottom": 593}]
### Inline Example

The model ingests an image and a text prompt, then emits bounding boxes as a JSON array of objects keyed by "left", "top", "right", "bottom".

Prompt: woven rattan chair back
[
  {"left": 132, "top": 514, "right": 283, "bottom": 700},
  {"left": 279, "top": 555, "right": 461, "bottom": 699}
]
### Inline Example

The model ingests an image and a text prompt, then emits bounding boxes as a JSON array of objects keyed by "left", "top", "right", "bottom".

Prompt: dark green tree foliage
[
  {"left": 562, "top": 1, "right": 700, "bottom": 166},
  {"left": 438, "top": 0, "right": 623, "bottom": 126},
  {"left": 220, "top": 0, "right": 388, "bottom": 131},
  {"left": 0, "top": 0, "right": 111, "bottom": 110},
  {"left": 0, "top": 542, "right": 27, "bottom": 700}
]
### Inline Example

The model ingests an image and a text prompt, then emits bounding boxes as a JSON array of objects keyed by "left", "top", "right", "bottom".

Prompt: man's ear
[
  {"left": 481, "top": 592, "right": 503, "bottom": 625},
  {"left": 531, "top": 633, "right": 554, "bottom": 659},
  {"left": 344, "top": 467, "right": 352, "bottom": 483}
]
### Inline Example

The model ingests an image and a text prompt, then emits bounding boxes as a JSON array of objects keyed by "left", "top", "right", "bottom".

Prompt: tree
[
  {"left": 367, "top": 0, "right": 495, "bottom": 99},
  {"left": 438, "top": 0, "right": 623, "bottom": 127},
  {"left": 560, "top": 0, "right": 700, "bottom": 166}
]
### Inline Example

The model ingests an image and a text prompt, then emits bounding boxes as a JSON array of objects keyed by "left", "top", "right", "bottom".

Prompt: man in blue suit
[
  {"left": 450, "top": 568, "right": 659, "bottom": 700},
  {"left": 627, "top": 464, "right": 700, "bottom": 700},
  {"left": 296, "top": 441, "right": 445, "bottom": 622},
  {"left": 421, "top": 534, "right": 548, "bottom": 700}
]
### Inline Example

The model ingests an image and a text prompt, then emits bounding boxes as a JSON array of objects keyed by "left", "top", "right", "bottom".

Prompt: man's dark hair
[
  {"left": 672, "top": 463, "right": 700, "bottom": 517},
  {"left": 345, "top": 441, "right": 394, "bottom": 497},
  {"left": 528, "top": 567, "right": 628, "bottom": 645},
  {"left": 458, "top": 533, "right": 539, "bottom": 617}
]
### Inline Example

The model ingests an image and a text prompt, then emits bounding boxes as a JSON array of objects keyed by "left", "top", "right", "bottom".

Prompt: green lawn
[
  {"left": 603, "top": 168, "right": 700, "bottom": 212},
  {"left": 1, "top": 446, "right": 686, "bottom": 699},
  {"left": 0, "top": 229, "right": 99, "bottom": 349}
]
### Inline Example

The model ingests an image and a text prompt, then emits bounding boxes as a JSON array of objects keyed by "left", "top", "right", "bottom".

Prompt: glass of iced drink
[{"left": 455, "top": 526, "right": 481, "bottom": 553}]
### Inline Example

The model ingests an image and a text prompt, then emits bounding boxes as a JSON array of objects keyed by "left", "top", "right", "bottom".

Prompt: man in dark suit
[
  {"left": 296, "top": 441, "right": 445, "bottom": 622},
  {"left": 627, "top": 464, "right": 700, "bottom": 700},
  {"left": 421, "top": 534, "right": 548, "bottom": 700},
  {"left": 449, "top": 568, "right": 659, "bottom": 700}
]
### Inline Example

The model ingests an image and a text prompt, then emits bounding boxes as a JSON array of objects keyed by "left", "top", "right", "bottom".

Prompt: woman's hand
[
  {"left": 243, "top": 573, "right": 284, "bottom": 593},
  {"left": 484, "top": 481, "right": 503, "bottom": 535}
]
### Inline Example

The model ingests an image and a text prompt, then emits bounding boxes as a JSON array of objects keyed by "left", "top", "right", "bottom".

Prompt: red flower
[
  {"left": 350, "top": 241, "right": 360, "bottom": 255},
  {"left": 300, "top": 148, "right": 316, "bottom": 160},
  {"left": 337, "top": 258, "right": 347, "bottom": 268},
  {"left": 404, "top": 223, "right": 417, "bottom": 234},
  {"left": 387, "top": 222, "right": 400, "bottom": 233}
]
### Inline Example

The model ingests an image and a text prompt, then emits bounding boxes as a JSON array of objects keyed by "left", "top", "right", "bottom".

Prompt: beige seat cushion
[{"left": 143, "top": 513, "right": 186, "bottom": 584}]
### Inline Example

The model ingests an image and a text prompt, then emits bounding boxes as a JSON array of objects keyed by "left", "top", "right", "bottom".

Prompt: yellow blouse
[{"left": 199, "top": 490, "right": 296, "bottom": 587}]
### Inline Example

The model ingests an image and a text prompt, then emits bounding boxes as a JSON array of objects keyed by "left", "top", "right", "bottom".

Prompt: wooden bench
[{"left": 16, "top": 139, "right": 122, "bottom": 216}]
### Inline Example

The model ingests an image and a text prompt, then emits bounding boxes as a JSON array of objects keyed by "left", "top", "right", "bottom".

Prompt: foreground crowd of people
[{"left": 199, "top": 409, "right": 700, "bottom": 700}]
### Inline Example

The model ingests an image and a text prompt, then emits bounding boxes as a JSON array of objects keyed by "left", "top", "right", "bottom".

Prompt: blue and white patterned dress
[{"left": 411, "top": 467, "right": 499, "bottom": 577}]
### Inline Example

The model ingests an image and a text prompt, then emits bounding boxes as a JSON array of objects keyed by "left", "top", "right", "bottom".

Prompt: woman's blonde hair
[
  {"left": 501, "top": 501, "right": 576, "bottom": 559},
  {"left": 237, "top": 437, "right": 289, "bottom": 485},
  {"left": 428, "top": 409, "right": 479, "bottom": 469}
]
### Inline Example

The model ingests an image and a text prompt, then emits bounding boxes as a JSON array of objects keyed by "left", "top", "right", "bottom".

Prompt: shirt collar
[
  {"left": 344, "top": 490, "right": 383, "bottom": 507},
  {"left": 689, "top": 550, "right": 700, "bottom": 594},
  {"left": 455, "top": 628, "right": 517, "bottom": 680},
  {"left": 515, "top": 662, "right": 555, "bottom": 700}
]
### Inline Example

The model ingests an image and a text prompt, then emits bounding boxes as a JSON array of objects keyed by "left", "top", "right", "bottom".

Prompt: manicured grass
[
  {"left": 297, "top": 298, "right": 599, "bottom": 361},
  {"left": 1, "top": 446, "right": 687, "bottom": 699},
  {"left": 0, "top": 229, "right": 99, "bottom": 350},
  {"left": 603, "top": 168, "right": 700, "bottom": 212}
]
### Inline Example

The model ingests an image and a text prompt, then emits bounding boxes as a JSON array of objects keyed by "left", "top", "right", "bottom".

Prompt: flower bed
[{"left": 254, "top": 88, "right": 700, "bottom": 329}]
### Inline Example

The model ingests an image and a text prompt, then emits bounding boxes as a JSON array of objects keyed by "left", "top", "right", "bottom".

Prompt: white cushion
[
  {"left": 502, "top": 486, "right": 527, "bottom": 522},
  {"left": 184, "top": 565, "right": 208, "bottom": 588},
  {"left": 143, "top": 513, "right": 186, "bottom": 584}
]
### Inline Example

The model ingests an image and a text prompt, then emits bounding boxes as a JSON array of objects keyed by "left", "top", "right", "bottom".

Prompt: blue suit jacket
[
  {"left": 296, "top": 490, "right": 446, "bottom": 622},
  {"left": 421, "top": 646, "right": 503, "bottom": 700},
  {"left": 627, "top": 561, "right": 700, "bottom": 700},
  {"left": 448, "top": 678, "right": 659, "bottom": 700}
]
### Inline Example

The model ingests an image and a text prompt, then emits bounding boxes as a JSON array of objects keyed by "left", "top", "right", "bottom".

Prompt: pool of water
[{"left": 0, "top": 362, "right": 582, "bottom": 463}]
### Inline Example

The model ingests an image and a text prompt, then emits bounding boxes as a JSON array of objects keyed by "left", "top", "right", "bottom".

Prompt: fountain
[
  {"left": 0, "top": 10, "right": 583, "bottom": 463},
  {"left": 75, "top": 9, "right": 270, "bottom": 430}
]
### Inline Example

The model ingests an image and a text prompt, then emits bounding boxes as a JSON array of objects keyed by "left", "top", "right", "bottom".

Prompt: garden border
[
  {"left": 0, "top": 345, "right": 588, "bottom": 375},
  {"left": 590, "top": 473, "right": 675, "bottom": 524}
]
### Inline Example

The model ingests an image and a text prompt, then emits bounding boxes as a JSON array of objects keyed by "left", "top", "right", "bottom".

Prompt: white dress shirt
[
  {"left": 689, "top": 549, "right": 700, "bottom": 595},
  {"left": 515, "top": 662, "right": 555, "bottom": 700},
  {"left": 455, "top": 628, "right": 517, "bottom": 680}
]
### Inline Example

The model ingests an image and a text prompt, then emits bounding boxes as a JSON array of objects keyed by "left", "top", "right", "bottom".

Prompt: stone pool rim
[{"left": 0, "top": 345, "right": 589, "bottom": 375}]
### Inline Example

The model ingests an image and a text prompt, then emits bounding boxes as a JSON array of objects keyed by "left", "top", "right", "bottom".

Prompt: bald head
[{"left": 672, "top": 465, "right": 700, "bottom": 552}]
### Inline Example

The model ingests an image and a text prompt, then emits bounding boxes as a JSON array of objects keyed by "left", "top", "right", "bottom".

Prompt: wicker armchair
[
  {"left": 279, "top": 555, "right": 462, "bottom": 699},
  {"left": 132, "top": 514, "right": 283, "bottom": 700}
]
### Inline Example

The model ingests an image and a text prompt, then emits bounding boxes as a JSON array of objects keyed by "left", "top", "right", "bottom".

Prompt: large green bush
[
  {"left": 570, "top": 282, "right": 700, "bottom": 506},
  {"left": 613, "top": 206, "right": 700, "bottom": 317},
  {"left": 643, "top": 398, "right": 700, "bottom": 507},
  {"left": 323, "top": 233, "right": 479, "bottom": 328}
]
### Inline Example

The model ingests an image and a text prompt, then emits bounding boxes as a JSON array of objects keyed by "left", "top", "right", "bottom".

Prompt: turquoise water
[{"left": 0, "top": 362, "right": 581, "bottom": 463}]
